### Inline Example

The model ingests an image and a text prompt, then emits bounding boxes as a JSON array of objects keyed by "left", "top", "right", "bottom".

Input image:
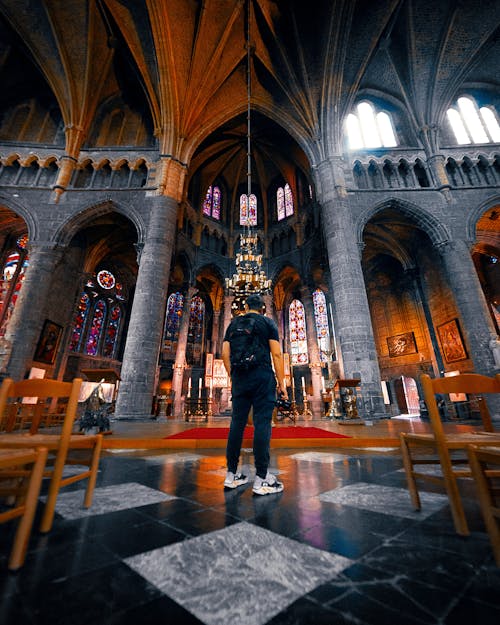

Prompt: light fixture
[{"left": 226, "top": 0, "right": 271, "bottom": 307}]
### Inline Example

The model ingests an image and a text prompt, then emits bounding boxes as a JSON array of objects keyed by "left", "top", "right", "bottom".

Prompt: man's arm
[
  {"left": 222, "top": 340, "right": 231, "bottom": 377},
  {"left": 269, "top": 339, "right": 288, "bottom": 399}
]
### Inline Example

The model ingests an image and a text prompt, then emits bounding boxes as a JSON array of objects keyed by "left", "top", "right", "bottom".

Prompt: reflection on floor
[{"left": 1, "top": 447, "right": 500, "bottom": 624}]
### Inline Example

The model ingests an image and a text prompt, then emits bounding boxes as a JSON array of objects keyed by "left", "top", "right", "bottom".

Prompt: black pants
[{"left": 226, "top": 367, "right": 276, "bottom": 479}]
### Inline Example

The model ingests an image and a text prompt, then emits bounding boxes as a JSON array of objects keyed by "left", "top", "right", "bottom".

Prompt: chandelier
[{"left": 225, "top": 0, "right": 271, "bottom": 303}]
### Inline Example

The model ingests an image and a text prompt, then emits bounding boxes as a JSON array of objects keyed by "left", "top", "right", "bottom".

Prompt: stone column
[
  {"left": 1, "top": 242, "right": 64, "bottom": 380},
  {"left": 115, "top": 194, "right": 179, "bottom": 419},
  {"left": 212, "top": 309, "right": 222, "bottom": 355},
  {"left": 436, "top": 239, "right": 498, "bottom": 375},
  {"left": 300, "top": 286, "right": 323, "bottom": 416},
  {"left": 313, "top": 156, "right": 385, "bottom": 418},
  {"left": 219, "top": 294, "right": 234, "bottom": 411},
  {"left": 172, "top": 286, "right": 196, "bottom": 416}
]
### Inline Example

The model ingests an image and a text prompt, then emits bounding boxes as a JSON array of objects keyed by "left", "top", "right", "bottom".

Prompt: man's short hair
[{"left": 246, "top": 293, "right": 265, "bottom": 311}]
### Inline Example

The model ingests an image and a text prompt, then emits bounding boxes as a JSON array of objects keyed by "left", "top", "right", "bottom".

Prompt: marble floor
[{"left": 1, "top": 446, "right": 499, "bottom": 625}]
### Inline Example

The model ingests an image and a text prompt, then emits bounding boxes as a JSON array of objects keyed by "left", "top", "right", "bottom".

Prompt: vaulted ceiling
[{"left": 1, "top": 0, "right": 498, "bottom": 166}]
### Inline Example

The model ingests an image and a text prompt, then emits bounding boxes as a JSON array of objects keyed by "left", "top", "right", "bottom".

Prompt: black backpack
[{"left": 228, "top": 315, "right": 268, "bottom": 370}]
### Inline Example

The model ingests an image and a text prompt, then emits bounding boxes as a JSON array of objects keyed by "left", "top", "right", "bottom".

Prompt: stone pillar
[
  {"left": 1, "top": 242, "right": 64, "bottom": 380},
  {"left": 219, "top": 294, "right": 234, "bottom": 411},
  {"left": 115, "top": 194, "right": 179, "bottom": 419},
  {"left": 436, "top": 239, "right": 498, "bottom": 375},
  {"left": 172, "top": 286, "right": 196, "bottom": 416},
  {"left": 212, "top": 309, "right": 221, "bottom": 355},
  {"left": 313, "top": 156, "right": 385, "bottom": 418},
  {"left": 300, "top": 286, "right": 323, "bottom": 416}
]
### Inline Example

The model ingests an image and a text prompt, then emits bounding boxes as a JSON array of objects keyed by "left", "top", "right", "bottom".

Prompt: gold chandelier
[{"left": 225, "top": 0, "right": 271, "bottom": 302}]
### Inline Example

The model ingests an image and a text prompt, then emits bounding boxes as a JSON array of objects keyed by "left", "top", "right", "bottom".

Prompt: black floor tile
[{"left": 2, "top": 448, "right": 500, "bottom": 625}]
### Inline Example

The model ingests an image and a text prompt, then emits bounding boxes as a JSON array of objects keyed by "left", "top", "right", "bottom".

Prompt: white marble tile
[
  {"left": 142, "top": 452, "right": 206, "bottom": 464},
  {"left": 208, "top": 465, "right": 283, "bottom": 479},
  {"left": 319, "top": 482, "right": 448, "bottom": 519},
  {"left": 396, "top": 465, "right": 444, "bottom": 477},
  {"left": 289, "top": 451, "right": 347, "bottom": 463},
  {"left": 45, "top": 482, "right": 176, "bottom": 520},
  {"left": 125, "top": 521, "right": 352, "bottom": 625}
]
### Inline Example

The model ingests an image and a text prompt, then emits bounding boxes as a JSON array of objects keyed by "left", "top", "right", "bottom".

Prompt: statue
[
  {"left": 342, "top": 387, "right": 358, "bottom": 419},
  {"left": 489, "top": 335, "right": 500, "bottom": 369},
  {"left": 79, "top": 380, "right": 112, "bottom": 433}
]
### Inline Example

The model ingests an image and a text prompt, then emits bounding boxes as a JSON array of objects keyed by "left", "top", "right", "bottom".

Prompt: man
[{"left": 222, "top": 293, "right": 288, "bottom": 495}]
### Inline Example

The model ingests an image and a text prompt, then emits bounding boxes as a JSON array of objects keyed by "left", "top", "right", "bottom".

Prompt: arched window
[
  {"left": 313, "top": 289, "right": 330, "bottom": 362},
  {"left": 69, "top": 269, "right": 127, "bottom": 358},
  {"left": 186, "top": 295, "right": 205, "bottom": 365},
  {"left": 240, "top": 193, "right": 257, "bottom": 226},
  {"left": 0, "top": 235, "right": 29, "bottom": 337},
  {"left": 103, "top": 305, "right": 122, "bottom": 358},
  {"left": 162, "top": 292, "right": 184, "bottom": 355},
  {"left": 346, "top": 102, "right": 397, "bottom": 149},
  {"left": 69, "top": 293, "right": 91, "bottom": 352},
  {"left": 277, "top": 187, "right": 285, "bottom": 221},
  {"left": 203, "top": 185, "right": 221, "bottom": 220},
  {"left": 277, "top": 184, "right": 294, "bottom": 221},
  {"left": 447, "top": 96, "right": 500, "bottom": 145},
  {"left": 85, "top": 299, "right": 107, "bottom": 356},
  {"left": 289, "top": 299, "right": 308, "bottom": 365}
]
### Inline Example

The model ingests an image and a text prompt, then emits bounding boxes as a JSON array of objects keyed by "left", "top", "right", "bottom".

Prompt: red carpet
[{"left": 165, "top": 426, "right": 351, "bottom": 440}]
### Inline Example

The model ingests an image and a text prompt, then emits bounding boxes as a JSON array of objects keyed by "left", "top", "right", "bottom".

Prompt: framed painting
[
  {"left": 33, "top": 320, "right": 62, "bottom": 365},
  {"left": 387, "top": 332, "right": 418, "bottom": 357},
  {"left": 437, "top": 318, "right": 468, "bottom": 363}
]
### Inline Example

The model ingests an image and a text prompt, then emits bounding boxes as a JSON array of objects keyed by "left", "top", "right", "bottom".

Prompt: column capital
[
  {"left": 156, "top": 156, "right": 187, "bottom": 202},
  {"left": 434, "top": 238, "right": 474, "bottom": 255}
]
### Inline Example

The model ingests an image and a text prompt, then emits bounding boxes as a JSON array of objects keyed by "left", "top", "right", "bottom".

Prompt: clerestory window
[
  {"left": 346, "top": 102, "right": 397, "bottom": 149},
  {"left": 447, "top": 97, "right": 500, "bottom": 145}
]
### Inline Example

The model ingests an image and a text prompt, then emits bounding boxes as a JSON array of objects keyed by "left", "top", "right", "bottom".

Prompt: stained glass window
[
  {"left": 284, "top": 183, "right": 294, "bottom": 217},
  {"left": 277, "top": 184, "right": 294, "bottom": 220},
  {"left": 85, "top": 299, "right": 106, "bottom": 356},
  {"left": 16, "top": 235, "right": 28, "bottom": 250},
  {"left": 97, "top": 269, "right": 115, "bottom": 289},
  {"left": 240, "top": 193, "right": 257, "bottom": 226},
  {"left": 277, "top": 187, "right": 285, "bottom": 221},
  {"left": 186, "top": 295, "right": 205, "bottom": 365},
  {"left": 163, "top": 292, "right": 184, "bottom": 353},
  {"left": 313, "top": 289, "right": 330, "bottom": 362},
  {"left": 248, "top": 193, "right": 257, "bottom": 226},
  {"left": 240, "top": 194, "right": 248, "bottom": 225},
  {"left": 69, "top": 293, "right": 90, "bottom": 352},
  {"left": 0, "top": 243, "right": 29, "bottom": 337},
  {"left": 202, "top": 185, "right": 221, "bottom": 220},
  {"left": 103, "top": 305, "right": 121, "bottom": 358},
  {"left": 289, "top": 299, "right": 308, "bottom": 365}
]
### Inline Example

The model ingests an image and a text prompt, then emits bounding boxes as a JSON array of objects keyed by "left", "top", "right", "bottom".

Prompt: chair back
[
  {"left": 421, "top": 373, "right": 500, "bottom": 438},
  {"left": 0, "top": 378, "right": 82, "bottom": 438}
]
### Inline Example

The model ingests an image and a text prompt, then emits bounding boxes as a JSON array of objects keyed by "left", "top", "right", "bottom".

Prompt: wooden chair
[
  {"left": 0, "top": 378, "right": 103, "bottom": 533},
  {"left": 467, "top": 445, "right": 500, "bottom": 566},
  {"left": 400, "top": 373, "right": 500, "bottom": 536},
  {"left": 0, "top": 447, "right": 48, "bottom": 570}
]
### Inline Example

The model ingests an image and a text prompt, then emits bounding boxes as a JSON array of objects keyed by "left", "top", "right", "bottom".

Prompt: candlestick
[
  {"left": 187, "top": 378, "right": 191, "bottom": 398},
  {"left": 198, "top": 377, "right": 202, "bottom": 398},
  {"left": 301, "top": 376, "right": 306, "bottom": 394}
]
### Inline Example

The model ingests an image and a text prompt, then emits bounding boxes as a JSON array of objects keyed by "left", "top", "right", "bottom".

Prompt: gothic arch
[
  {"left": 54, "top": 200, "right": 145, "bottom": 247},
  {"left": 0, "top": 194, "right": 38, "bottom": 240},
  {"left": 357, "top": 198, "right": 451, "bottom": 248},
  {"left": 466, "top": 195, "right": 500, "bottom": 243}
]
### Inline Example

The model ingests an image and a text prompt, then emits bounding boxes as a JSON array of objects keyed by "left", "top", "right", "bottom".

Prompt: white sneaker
[
  {"left": 253, "top": 472, "right": 284, "bottom": 495},
  {"left": 224, "top": 471, "right": 248, "bottom": 489}
]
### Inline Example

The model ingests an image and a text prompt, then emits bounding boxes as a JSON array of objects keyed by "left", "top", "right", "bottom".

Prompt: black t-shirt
[{"left": 223, "top": 312, "right": 279, "bottom": 370}]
